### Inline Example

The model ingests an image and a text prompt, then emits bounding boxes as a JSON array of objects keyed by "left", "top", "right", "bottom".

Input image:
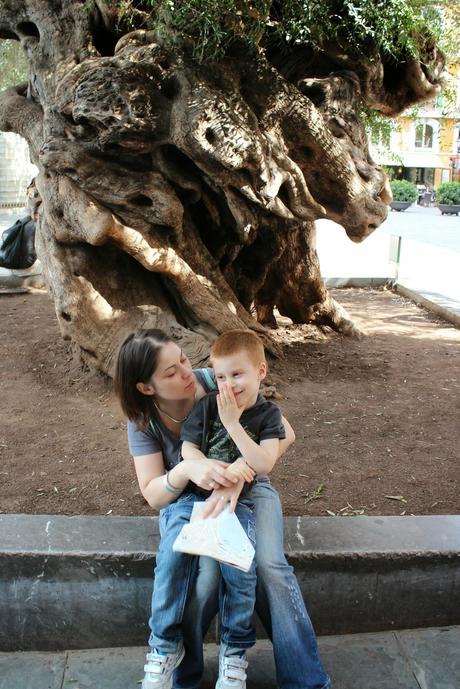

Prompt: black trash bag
[{"left": 0, "top": 216, "right": 36, "bottom": 269}]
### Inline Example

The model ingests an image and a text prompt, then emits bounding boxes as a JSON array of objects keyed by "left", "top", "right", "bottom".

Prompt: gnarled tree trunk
[{"left": 0, "top": 2, "right": 444, "bottom": 373}]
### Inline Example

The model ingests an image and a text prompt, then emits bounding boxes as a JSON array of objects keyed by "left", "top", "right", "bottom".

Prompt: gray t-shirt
[{"left": 127, "top": 368, "right": 216, "bottom": 471}]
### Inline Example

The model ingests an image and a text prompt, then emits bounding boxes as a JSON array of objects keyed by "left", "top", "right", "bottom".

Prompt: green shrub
[
  {"left": 390, "top": 180, "right": 418, "bottom": 202},
  {"left": 436, "top": 182, "right": 460, "bottom": 205}
]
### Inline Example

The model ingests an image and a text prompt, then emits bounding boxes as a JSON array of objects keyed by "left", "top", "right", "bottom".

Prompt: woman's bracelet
[{"left": 163, "top": 471, "right": 183, "bottom": 494}]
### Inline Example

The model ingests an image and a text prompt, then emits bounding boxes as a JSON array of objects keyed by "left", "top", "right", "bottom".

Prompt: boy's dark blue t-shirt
[{"left": 181, "top": 392, "right": 286, "bottom": 465}]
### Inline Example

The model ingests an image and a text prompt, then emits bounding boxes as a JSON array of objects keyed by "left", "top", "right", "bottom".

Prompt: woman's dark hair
[{"left": 113, "top": 329, "right": 173, "bottom": 430}]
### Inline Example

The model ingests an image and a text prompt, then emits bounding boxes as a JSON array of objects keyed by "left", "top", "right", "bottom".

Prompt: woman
[{"left": 114, "top": 329, "right": 329, "bottom": 689}]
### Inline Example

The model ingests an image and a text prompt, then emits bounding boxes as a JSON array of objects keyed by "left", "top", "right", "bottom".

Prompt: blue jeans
[
  {"left": 149, "top": 493, "right": 257, "bottom": 653},
  {"left": 174, "top": 481, "right": 330, "bottom": 689}
]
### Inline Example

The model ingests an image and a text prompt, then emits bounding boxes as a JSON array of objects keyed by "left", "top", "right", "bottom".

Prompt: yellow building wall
[
  {"left": 439, "top": 119, "right": 455, "bottom": 153},
  {"left": 397, "top": 116, "right": 455, "bottom": 154},
  {"left": 434, "top": 168, "right": 443, "bottom": 186},
  {"left": 399, "top": 120, "right": 412, "bottom": 152}
]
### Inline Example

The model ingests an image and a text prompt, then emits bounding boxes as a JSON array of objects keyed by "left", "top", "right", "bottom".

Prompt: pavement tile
[
  {"left": 0, "top": 651, "right": 67, "bottom": 689},
  {"left": 1, "top": 628, "right": 459, "bottom": 689},
  {"left": 63, "top": 643, "right": 276, "bottom": 689},
  {"left": 63, "top": 647, "right": 146, "bottom": 689},
  {"left": 396, "top": 626, "right": 460, "bottom": 689},
  {"left": 318, "top": 631, "right": 420, "bottom": 689}
]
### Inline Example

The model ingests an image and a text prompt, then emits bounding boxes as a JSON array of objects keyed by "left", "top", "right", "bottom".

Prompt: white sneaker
[
  {"left": 142, "top": 645, "right": 185, "bottom": 689},
  {"left": 215, "top": 651, "right": 248, "bottom": 689}
]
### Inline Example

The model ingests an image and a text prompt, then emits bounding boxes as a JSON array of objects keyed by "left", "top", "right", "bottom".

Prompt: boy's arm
[
  {"left": 228, "top": 414, "right": 295, "bottom": 481},
  {"left": 181, "top": 440, "right": 206, "bottom": 462},
  {"left": 217, "top": 383, "right": 280, "bottom": 474},
  {"left": 226, "top": 433, "right": 280, "bottom": 474}
]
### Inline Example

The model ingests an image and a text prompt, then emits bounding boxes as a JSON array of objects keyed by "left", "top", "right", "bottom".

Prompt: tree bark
[{"left": 0, "top": 2, "right": 444, "bottom": 373}]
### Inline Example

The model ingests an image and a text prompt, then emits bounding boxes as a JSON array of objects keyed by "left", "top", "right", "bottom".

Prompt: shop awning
[
  {"left": 400, "top": 152, "right": 449, "bottom": 169},
  {"left": 371, "top": 150, "right": 449, "bottom": 169}
]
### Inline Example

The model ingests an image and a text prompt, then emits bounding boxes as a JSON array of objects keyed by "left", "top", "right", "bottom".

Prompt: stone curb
[
  {"left": 1, "top": 514, "right": 459, "bottom": 651},
  {"left": 324, "top": 277, "right": 391, "bottom": 288},
  {"left": 394, "top": 283, "right": 460, "bottom": 328}
]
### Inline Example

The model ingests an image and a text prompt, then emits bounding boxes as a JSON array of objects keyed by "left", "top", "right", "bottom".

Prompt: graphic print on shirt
[{"left": 206, "top": 419, "right": 258, "bottom": 463}]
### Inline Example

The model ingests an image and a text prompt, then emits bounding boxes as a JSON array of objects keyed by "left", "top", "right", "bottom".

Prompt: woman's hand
[
  {"left": 216, "top": 383, "right": 243, "bottom": 430},
  {"left": 182, "top": 458, "right": 237, "bottom": 490},
  {"left": 201, "top": 479, "right": 245, "bottom": 518}
]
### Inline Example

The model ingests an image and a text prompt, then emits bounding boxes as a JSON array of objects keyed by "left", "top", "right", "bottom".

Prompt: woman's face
[{"left": 148, "top": 341, "right": 196, "bottom": 401}]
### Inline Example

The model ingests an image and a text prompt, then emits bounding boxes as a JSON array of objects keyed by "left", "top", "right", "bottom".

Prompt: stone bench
[{"left": 1, "top": 514, "right": 459, "bottom": 651}]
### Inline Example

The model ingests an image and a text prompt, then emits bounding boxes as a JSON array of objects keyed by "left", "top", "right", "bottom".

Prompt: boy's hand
[
  {"left": 202, "top": 479, "right": 244, "bottom": 518},
  {"left": 216, "top": 382, "right": 243, "bottom": 429},
  {"left": 226, "top": 457, "right": 255, "bottom": 483}
]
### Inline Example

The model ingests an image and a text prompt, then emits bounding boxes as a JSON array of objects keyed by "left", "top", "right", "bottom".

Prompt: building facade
[
  {"left": 0, "top": 132, "right": 37, "bottom": 210},
  {"left": 370, "top": 62, "right": 460, "bottom": 189}
]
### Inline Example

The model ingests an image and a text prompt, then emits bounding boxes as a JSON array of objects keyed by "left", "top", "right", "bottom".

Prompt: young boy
[{"left": 144, "top": 330, "right": 285, "bottom": 689}]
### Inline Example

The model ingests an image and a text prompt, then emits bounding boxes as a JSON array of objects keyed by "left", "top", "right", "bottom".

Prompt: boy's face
[{"left": 213, "top": 349, "right": 266, "bottom": 410}]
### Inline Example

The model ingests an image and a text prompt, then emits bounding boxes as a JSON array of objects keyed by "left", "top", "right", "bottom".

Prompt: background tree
[
  {"left": 0, "top": 1, "right": 446, "bottom": 373},
  {"left": 0, "top": 39, "right": 27, "bottom": 90}
]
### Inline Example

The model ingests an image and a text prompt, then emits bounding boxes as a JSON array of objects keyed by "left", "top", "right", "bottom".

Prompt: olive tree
[{"left": 0, "top": 1, "right": 445, "bottom": 371}]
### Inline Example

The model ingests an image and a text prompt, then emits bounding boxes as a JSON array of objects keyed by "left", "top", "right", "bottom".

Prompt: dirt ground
[{"left": 0, "top": 287, "right": 458, "bottom": 517}]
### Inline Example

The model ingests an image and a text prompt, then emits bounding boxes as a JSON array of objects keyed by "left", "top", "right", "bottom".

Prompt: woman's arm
[
  {"left": 279, "top": 415, "right": 295, "bottom": 456},
  {"left": 133, "top": 451, "right": 185, "bottom": 511},
  {"left": 133, "top": 449, "right": 239, "bottom": 511}
]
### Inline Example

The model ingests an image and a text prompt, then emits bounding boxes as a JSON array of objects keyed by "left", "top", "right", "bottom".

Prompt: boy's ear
[
  {"left": 136, "top": 381, "right": 156, "bottom": 396},
  {"left": 258, "top": 362, "right": 267, "bottom": 381}
]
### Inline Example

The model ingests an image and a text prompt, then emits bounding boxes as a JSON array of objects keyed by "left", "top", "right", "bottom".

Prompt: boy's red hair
[{"left": 210, "top": 329, "right": 266, "bottom": 367}]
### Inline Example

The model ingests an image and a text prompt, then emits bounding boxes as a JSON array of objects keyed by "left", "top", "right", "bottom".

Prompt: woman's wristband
[{"left": 163, "top": 471, "right": 183, "bottom": 494}]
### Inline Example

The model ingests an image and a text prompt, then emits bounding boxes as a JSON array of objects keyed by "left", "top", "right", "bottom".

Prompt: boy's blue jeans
[
  {"left": 149, "top": 492, "right": 257, "bottom": 653},
  {"left": 174, "top": 481, "right": 330, "bottom": 689}
]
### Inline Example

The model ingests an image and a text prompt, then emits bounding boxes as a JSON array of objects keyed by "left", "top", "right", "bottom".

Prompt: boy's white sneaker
[
  {"left": 142, "top": 645, "right": 185, "bottom": 689},
  {"left": 215, "top": 651, "right": 248, "bottom": 689}
]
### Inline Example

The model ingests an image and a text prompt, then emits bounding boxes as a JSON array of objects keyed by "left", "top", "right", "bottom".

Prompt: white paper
[{"left": 172, "top": 502, "right": 255, "bottom": 572}]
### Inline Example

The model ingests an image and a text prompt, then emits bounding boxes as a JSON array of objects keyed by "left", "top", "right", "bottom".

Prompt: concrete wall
[
  {"left": 315, "top": 220, "right": 394, "bottom": 281},
  {"left": 1, "top": 514, "right": 459, "bottom": 652},
  {"left": 397, "top": 237, "right": 460, "bottom": 303}
]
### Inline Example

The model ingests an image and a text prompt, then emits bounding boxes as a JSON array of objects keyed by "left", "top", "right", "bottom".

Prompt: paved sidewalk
[
  {"left": 379, "top": 205, "right": 460, "bottom": 253},
  {"left": 0, "top": 626, "right": 459, "bottom": 689}
]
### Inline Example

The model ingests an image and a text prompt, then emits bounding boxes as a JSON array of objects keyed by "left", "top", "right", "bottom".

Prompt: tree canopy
[{"left": 110, "top": 0, "right": 452, "bottom": 63}]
